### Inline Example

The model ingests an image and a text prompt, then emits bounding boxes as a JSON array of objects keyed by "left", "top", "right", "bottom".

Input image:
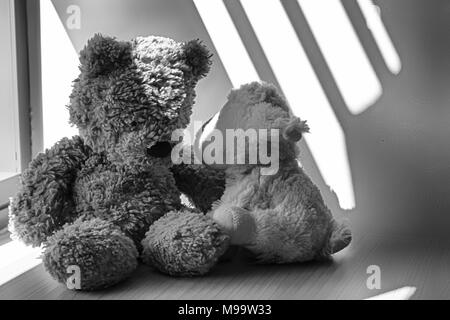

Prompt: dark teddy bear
[
  {"left": 9, "top": 34, "right": 226, "bottom": 290},
  {"left": 141, "top": 82, "right": 351, "bottom": 276}
]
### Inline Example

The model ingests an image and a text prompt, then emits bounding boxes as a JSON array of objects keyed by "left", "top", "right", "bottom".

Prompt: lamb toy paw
[
  {"left": 143, "top": 81, "right": 351, "bottom": 275},
  {"left": 9, "top": 34, "right": 225, "bottom": 290}
]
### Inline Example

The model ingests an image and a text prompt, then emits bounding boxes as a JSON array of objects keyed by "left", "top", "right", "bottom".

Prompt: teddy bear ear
[
  {"left": 79, "top": 33, "right": 132, "bottom": 78},
  {"left": 183, "top": 39, "right": 212, "bottom": 80}
]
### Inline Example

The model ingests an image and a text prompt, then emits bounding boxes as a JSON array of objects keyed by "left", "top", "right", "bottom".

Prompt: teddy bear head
[
  {"left": 195, "top": 82, "right": 309, "bottom": 172},
  {"left": 68, "top": 34, "right": 211, "bottom": 170}
]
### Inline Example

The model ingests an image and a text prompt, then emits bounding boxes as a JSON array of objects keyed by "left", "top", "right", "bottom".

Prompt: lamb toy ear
[
  {"left": 79, "top": 33, "right": 132, "bottom": 78},
  {"left": 183, "top": 39, "right": 212, "bottom": 80},
  {"left": 282, "top": 117, "right": 310, "bottom": 142}
]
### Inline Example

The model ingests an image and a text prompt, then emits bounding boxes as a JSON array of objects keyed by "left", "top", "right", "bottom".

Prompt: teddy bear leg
[
  {"left": 43, "top": 217, "right": 138, "bottom": 291},
  {"left": 141, "top": 210, "right": 230, "bottom": 276}
]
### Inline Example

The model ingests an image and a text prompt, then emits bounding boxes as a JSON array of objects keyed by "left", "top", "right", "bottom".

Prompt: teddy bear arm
[
  {"left": 9, "top": 136, "right": 90, "bottom": 247},
  {"left": 171, "top": 163, "right": 226, "bottom": 213}
]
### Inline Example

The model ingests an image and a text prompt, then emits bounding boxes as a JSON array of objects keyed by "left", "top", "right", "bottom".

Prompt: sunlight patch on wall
[
  {"left": 357, "top": 0, "right": 402, "bottom": 75},
  {"left": 41, "top": 0, "right": 79, "bottom": 149},
  {"left": 193, "top": 0, "right": 259, "bottom": 88},
  {"left": 241, "top": 0, "right": 355, "bottom": 209},
  {"left": 298, "top": 0, "right": 382, "bottom": 114}
]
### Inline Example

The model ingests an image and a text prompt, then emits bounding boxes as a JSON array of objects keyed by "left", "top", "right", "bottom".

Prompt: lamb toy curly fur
[
  {"left": 9, "top": 34, "right": 226, "bottom": 290},
  {"left": 141, "top": 82, "right": 351, "bottom": 275}
]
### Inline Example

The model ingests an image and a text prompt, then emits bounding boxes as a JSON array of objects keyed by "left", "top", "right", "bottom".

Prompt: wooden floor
[{"left": 0, "top": 230, "right": 449, "bottom": 300}]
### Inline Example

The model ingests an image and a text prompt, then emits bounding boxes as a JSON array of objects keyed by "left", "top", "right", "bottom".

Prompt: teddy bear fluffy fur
[{"left": 9, "top": 34, "right": 226, "bottom": 290}]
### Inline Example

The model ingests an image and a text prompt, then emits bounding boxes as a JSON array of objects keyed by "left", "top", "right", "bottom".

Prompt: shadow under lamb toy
[
  {"left": 9, "top": 34, "right": 226, "bottom": 290},
  {"left": 141, "top": 82, "right": 351, "bottom": 275}
]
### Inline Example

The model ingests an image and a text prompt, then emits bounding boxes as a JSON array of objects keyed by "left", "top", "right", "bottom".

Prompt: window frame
[{"left": 0, "top": 0, "right": 39, "bottom": 230}]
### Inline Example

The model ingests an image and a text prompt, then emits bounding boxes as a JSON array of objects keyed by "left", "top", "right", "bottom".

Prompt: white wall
[
  {"left": 0, "top": 0, "right": 20, "bottom": 174},
  {"left": 40, "top": 0, "right": 79, "bottom": 149}
]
